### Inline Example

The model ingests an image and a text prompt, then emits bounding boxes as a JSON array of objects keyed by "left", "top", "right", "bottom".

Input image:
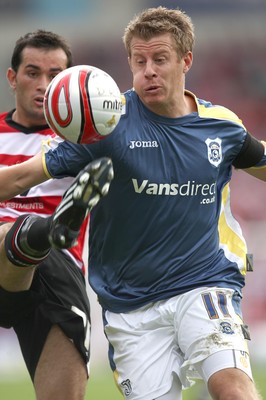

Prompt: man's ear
[
  {"left": 183, "top": 51, "right": 193, "bottom": 74},
  {"left": 6, "top": 68, "right": 17, "bottom": 90}
]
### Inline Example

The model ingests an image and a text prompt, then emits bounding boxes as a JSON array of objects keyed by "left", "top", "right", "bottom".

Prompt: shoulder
[
  {"left": 121, "top": 89, "right": 138, "bottom": 116},
  {"left": 187, "top": 91, "right": 245, "bottom": 128},
  {"left": 198, "top": 100, "right": 244, "bottom": 128},
  {"left": 0, "top": 111, "right": 9, "bottom": 125},
  {"left": 0, "top": 111, "right": 8, "bottom": 118}
]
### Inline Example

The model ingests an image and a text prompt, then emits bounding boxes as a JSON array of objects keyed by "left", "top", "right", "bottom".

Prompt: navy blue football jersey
[{"left": 45, "top": 90, "right": 266, "bottom": 312}]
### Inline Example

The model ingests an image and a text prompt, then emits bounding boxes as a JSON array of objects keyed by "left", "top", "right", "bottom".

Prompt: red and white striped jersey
[{"left": 0, "top": 110, "right": 89, "bottom": 273}]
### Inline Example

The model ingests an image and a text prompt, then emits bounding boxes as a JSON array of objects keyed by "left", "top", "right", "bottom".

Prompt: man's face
[
  {"left": 7, "top": 46, "right": 68, "bottom": 127},
  {"left": 128, "top": 33, "right": 192, "bottom": 117}
]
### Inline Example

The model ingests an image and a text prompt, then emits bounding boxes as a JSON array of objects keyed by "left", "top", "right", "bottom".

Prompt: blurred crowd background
[{"left": 0, "top": 0, "right": 265, "bottom": 391}]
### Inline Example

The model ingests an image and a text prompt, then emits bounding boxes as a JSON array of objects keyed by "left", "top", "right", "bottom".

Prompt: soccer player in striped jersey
[
  {"left": 0, "top": 30, "right": 113, "bottom": 400},
  {"left": 0, "top": 7, "right": 265, "bottom": 400}
]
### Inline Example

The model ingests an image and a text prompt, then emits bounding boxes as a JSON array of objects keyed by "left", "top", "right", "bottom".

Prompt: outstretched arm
[
  {"left": 241, "top": 140, "right": 266, "bottom": 182},
  {"left": 0, "top": 153, "right": 49, "bottom": 201},
  {"left": 243, "top": 166, "right": 266, "bottom": 182}
]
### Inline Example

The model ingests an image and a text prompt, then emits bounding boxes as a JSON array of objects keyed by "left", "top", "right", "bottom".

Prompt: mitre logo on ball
[{"left": 43, "top": 65, "right": 122, "bottom": 144}]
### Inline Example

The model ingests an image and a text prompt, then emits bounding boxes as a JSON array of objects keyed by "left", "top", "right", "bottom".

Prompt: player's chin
[
  {"left": 141, "top": 93, "right": 165, "bottom": 108},
  {"left": 32, "top": 109, "right": 47, "bottom": 124}
]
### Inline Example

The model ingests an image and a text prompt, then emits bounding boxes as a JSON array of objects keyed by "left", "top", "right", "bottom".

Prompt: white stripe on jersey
[
  {"left": 0, "top": 112, "right": 89, "bottom": 271},
  {"left": 0, "top": 131, "right": 47, "bottom": 156}
]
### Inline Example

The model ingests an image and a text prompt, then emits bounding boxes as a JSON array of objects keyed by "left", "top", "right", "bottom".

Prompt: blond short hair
[{"left": 123, "top": 6, "right": 195, "bottom": 59}]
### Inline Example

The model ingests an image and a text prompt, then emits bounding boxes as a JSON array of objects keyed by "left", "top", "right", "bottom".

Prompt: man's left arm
[
  {"left": 0, "top": 153, "right": 49, "bottom": 201},
  {"left": 233, "top": 135, "right": 266, "bottom": 182}
]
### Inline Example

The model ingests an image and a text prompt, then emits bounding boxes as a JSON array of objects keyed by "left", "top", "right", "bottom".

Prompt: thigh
[
  {"left": 177, "top": 287, "right": 252, "bottom": 387},
  {"left": 104, "top": 305, "right": 182, "bottom": 400},
  {"left": 14, "top": 249, "right": 91, "bottom": 380},
  {"left": 207, "top": 366, "right": 260, "bottom": 400},
  {"left": 198, "top": 348, "right": 252, "bottom": 382},
  {"left": 0, "top": 285, "right": 43, "bottom": 328},
  {"left": 34, "top": 324, "right": 88, "bottom": 400}
]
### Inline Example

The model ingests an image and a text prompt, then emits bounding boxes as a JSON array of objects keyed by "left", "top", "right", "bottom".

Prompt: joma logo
[{"left": 129, "top": 140, "right": 158, "bottom": 149}]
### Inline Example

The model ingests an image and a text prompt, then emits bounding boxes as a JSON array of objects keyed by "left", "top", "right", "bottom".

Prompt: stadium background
[{"left": 0, "top": 0, "right": 265, "bottom": 398}]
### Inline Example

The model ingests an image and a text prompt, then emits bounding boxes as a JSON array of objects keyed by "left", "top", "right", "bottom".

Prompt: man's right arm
[{"left": 0, "top": 153, "right": 49, "bottom": 201}]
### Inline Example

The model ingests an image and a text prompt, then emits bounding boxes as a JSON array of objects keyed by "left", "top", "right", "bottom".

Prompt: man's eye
[{"left": 28, "top": 71, "right": 37, "bottom": 77}]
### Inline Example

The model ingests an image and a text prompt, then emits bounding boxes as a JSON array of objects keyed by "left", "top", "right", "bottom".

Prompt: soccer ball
[{"left": 43, "top": 65, "right": 122, "bottom": 144}]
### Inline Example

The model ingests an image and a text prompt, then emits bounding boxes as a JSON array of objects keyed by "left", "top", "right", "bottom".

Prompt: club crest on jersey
[
  {"left": 220, "top": 321, "right": 234, "bottom": 335},
  {"left": 205, "top": 138, "right": 222, "bottom": 167},
  {"left": 121, "top": 379, "right": 132, "bottom": 396}
]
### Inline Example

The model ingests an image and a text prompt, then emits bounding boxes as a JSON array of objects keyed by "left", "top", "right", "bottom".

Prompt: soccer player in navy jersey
[
  {"left": 0, "top": 7, "right": 265, "bottom": 400},
  {"left": 0, "top": 30, "right": 113, "bottom": 400}
]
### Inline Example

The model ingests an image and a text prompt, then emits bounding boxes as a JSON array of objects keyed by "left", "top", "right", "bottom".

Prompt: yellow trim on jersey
[
  {"left": 185, "top": 90, "right": 245, "bottom": 128},
  {"left": 121, "top": 94, "right": 126, "bottom": 115},
  {"left": 247, "top": 164, "right": 266, "bottom": 171},
  {"left": 198, "top": 103, "right": 244, "bottom": 127},
  {"left": 121, "top": 94, "right": 126, "bottom": 106},
  {"left": 41, "top": 148, "right": 52, "bottom": 179},
  {"left": 218, "top": 183, "right": 247, "bottom": 275},
  {"left": 113, "top": 370, "right": 123, "bottom": 394},
  {"left": 41, "top": 136, "right": 64, "bottom": 179}
]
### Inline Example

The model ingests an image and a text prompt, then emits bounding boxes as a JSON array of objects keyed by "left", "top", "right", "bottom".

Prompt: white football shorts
[{"left": 104, "top": 287, "right": 253, "bottom": 400}]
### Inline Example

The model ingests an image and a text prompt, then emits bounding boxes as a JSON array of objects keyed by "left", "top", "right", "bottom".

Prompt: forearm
[
  {"left": 243, "top": 166, "right": 266, "bottom": 182},
  {"left": 0, "top": 153, "right": 49, "bottom": 201}
]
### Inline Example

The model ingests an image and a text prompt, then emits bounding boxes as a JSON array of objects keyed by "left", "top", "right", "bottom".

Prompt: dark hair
[{"left": 11, "top": 29, "right": 73, "bottom": 72}]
